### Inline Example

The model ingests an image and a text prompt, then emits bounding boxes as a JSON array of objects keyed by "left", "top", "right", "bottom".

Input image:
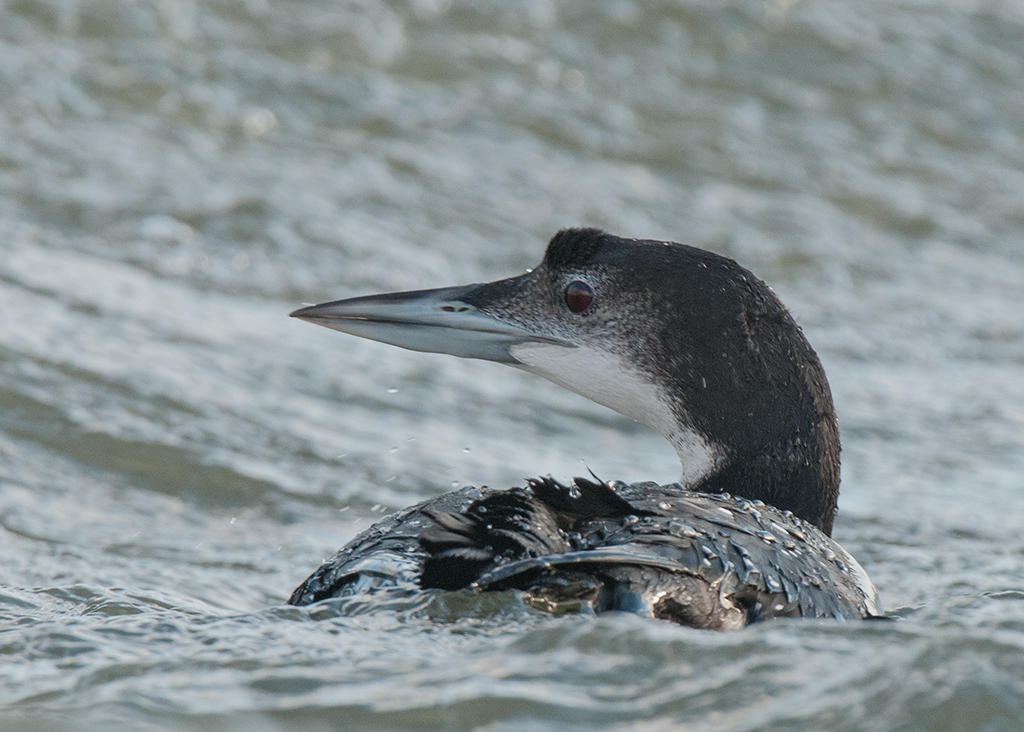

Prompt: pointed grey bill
[{"left": 290, "top": 283, "right": 571, "bottom": 364}]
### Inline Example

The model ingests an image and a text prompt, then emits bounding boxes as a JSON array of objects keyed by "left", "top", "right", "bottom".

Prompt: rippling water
[{"left": 2, "top": 0, "right": 1023, "bottom": 729}]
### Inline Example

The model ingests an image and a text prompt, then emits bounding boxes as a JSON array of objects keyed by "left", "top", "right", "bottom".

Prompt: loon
[{"left": 287, "top": 228, "right": 880, "bottom": 629}]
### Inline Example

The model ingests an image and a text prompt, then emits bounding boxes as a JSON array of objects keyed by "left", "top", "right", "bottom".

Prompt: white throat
[{"left": 509, "top": 342, "right": 721, "bottom": 486}]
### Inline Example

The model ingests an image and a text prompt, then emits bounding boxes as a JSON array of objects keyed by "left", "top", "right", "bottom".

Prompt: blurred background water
[{"left": 1, "top": 0, "right": 1023, "bottom": 729}]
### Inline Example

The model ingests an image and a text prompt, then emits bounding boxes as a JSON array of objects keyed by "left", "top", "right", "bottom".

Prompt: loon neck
[
  {"left": 651, "top": 279, "right": 842, "bottom": 536},
  {"left": 660, "top": 411, "right": 839, "bottom": 536},
  {"left": 671, "top": 364, "right": 840, "bottom": 536},
  {"left": 689, "top": 420, "right": 840, "bottom": 536}
]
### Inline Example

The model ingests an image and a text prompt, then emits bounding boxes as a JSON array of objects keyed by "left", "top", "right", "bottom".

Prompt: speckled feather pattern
[{"left": 289, "top": 477, "right": 878, "bottom": 628}]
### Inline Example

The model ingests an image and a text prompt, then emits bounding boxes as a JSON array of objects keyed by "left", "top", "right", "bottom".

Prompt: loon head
[{"left": 292, "top": 228, "right": 840, "bottom": 534}]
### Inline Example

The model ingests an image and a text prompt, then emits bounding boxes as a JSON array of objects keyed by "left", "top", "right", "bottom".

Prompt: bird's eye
[{"left": 564, "top": 280, "right": 594, "bottom": 314}]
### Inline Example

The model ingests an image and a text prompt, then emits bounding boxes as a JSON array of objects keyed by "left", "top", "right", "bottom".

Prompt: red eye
[{"left": 564, "top": 280, "right": 594, "bottom": 313}]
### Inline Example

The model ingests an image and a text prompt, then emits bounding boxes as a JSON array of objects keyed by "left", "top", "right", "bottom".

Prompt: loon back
[{"left": 287, "top": 229, "right": 879, "bottom": 626}]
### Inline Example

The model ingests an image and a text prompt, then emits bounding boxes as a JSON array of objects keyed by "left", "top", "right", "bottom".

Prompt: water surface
[{"left": 2, "top": 1, "right": 1023, "bottom": 729}]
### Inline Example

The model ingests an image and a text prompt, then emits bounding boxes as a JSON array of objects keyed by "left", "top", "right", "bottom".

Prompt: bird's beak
[{"left": 291, "top": 282, "right": 570, "bottom": 364}]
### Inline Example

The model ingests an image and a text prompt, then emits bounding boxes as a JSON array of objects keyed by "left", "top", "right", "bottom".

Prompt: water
[{"left": 2, "top": 0, "right": 1023, "bottom": 729}]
